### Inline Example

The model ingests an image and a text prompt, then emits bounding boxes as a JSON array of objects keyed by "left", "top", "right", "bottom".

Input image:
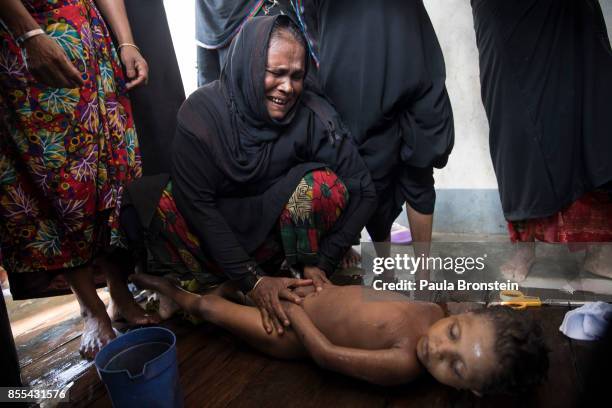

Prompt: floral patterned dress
[
  {"left": 0, "top": 0, "right": 141, "bottom": 297},
  {"left": 146, "top": 169, "right": 348, "bottom": 286}
]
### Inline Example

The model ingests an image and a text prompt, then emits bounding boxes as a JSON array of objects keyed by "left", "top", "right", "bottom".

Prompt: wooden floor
[{"left": 59, "top": 279, "right": 601, "bottom": 408}]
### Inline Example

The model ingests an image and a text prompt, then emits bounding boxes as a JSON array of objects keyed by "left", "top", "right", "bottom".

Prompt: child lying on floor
[{"left": 131, "top": 274, "right": 548, "bottom": 395}]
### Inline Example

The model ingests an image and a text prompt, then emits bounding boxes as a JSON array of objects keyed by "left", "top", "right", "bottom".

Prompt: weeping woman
[{"left": 122, "top": 15, "right": 377, "bottom": 335}]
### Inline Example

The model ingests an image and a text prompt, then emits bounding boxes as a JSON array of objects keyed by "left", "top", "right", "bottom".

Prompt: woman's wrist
[
  {"left": 15, "top": 28, "right": 46, "bottom": 47},
  {"left": 118, "top": 42, "right": 140, "bottom": 53}
]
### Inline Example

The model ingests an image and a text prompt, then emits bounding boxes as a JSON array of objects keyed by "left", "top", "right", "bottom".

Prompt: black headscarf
[{"left": 216, "top": 14, "right": 303, "bottom": 182}]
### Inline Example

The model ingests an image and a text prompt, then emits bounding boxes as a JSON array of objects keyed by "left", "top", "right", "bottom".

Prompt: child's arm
[{"left": 284, "top": 303, "right": 421, "bottom": 386}]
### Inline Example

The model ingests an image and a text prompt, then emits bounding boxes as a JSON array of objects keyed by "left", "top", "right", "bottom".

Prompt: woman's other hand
[
  {"left": 119, "top": 45, "right": 148, "bottom": 90},
  {"left": 247, "top": 276, "right": 312, "bottom": 335},
  {"left": 23, "top": 34, "right": 84, "bottom": 88},
  {"left": 303, "top": 266, "right": 331, "bottom": 292}
]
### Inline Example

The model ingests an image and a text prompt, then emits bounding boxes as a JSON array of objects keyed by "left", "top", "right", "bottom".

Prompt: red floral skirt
[{"left": 508, "top": 191, "right": 612, "bottom": 243}]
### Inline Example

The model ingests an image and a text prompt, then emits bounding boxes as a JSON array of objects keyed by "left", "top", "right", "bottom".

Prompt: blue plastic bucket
[{"left": 95, "top": 327, "right": 183, "bottom": 408}]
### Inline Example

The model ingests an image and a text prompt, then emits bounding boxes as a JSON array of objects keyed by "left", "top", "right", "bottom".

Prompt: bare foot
[
  {"left": 341, "top": 248, "right": 361, "bottom": 269},
  {"left": 130, "top": 273, "right": 176, "bottom": 293},
  {"left": 500, "top": 244, "right": 536, "bottom": 282},
  {"left": 157, "top": 293, "right": 180, "bottom": 320},
  {"left": 80, "top": 313, "right": 116, "bottom": 360},
  {"left": 106, "top": 295, "right": 161, "bottom": 325},
  {"left": 102, "top": 257, "right": 161, "bottom": 325},
  {"left": 130, "top": 274, "right": 183, "bottom": 320},
  {"left": 584, "top": 245, "right": 612, "bottom": 279}
]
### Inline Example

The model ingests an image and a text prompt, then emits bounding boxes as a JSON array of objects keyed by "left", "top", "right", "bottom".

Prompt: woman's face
[
  {"left": 264, "top": 31, "right": 306, "bottom": 120},
  {"left": 416, "top": 313, "right": 498, "bottom": 393}
]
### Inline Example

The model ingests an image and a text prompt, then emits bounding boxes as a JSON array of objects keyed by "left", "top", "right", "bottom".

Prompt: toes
[{"left": 147, "top": 312, "right": 162, "bottom": 324}]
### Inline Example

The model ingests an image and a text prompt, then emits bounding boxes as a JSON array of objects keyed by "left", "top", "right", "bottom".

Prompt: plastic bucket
[{"left": 95, "top": 327, "right": 183, "bottom": 408}]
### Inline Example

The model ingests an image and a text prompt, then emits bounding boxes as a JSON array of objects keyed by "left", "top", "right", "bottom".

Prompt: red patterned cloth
[
  {"left": 147, "top": 169, "right": 348, "bottom": 285},
  {"left": 0, "top": 0, "right": 140, "bottom": 297},
  {"left": 508, "top": 191, "right": 612, "bottom": 243}
]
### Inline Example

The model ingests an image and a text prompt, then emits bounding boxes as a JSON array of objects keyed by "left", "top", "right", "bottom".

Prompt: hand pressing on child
[
  {"left": 303, "top": 266, "right": 331, "bottom": 292},
  {"left": 248, "top": 276, "right": 312, "bottom": 335}
]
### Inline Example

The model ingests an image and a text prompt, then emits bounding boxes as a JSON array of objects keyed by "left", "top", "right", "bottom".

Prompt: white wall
[
  {"left": 163, "top": 0, "right": 197, "bottom": 97},
  {"left": 423, "top": 0, "right": 497, "bottom": 189}
]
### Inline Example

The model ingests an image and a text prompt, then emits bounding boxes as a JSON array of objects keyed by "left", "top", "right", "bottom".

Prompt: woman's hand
[
  {"left": 119, "top": 45, "right": 148, "bottom": 90},
  {"left": 303, "top": 266, "right": 331, "bottom": 292},
  {"left": 247, "top": 276, "right": 312, "bottom": 335},
  {"left": 23, "top": 34, "right": 84, "bottom": 88}
]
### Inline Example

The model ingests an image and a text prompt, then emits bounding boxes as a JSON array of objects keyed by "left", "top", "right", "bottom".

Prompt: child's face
[{"left": 416, "top": 312, "right": 497, "bottom": 393}]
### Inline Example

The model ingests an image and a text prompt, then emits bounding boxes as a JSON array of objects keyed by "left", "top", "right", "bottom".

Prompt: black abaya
[
  {"left": 472, "top": 0, "right": 612, "bottom": 220},
  {"left": 294, "top": 0, "right": 455, "bottom": 238},
  {"left": 124, "top": 0, "right": 185, "bottom": 175}
]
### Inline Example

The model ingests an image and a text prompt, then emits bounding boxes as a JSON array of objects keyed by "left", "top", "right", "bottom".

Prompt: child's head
[{"left": 416, "top": 306, "right": 549, "bottom": 395}]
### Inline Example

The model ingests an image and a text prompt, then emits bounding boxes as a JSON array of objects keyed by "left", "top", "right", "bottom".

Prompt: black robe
[
  {"left": 124, "top": 0, "right": 185, "bottom": 175},
  {"left": 472, "top": 0, "right": 612, "bottom": 220},
  {"left": 171, "top": 16, "right": 376, "bottom": 292},
  {"left": 196, "top": 0, "right": 260, "bottom": 48},
  {"left": 294, "top": 0, "right": 454, "bottom": 234}
]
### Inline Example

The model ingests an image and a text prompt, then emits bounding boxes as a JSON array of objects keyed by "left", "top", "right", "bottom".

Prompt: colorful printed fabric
[
  {"left": 508, "top": 191, "right": 612, "bottom": 243},
  {"left": 0, "top": 0, "right": 141, "bottom": 277},
  {"left": 280, "top": 168, "right": 348, "bottom": 266},
  {"left": 147, "top": 169, "right": 348, "bottom": 285}
]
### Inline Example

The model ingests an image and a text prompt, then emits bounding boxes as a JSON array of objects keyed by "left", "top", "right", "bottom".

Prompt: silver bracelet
[
  {"left": 16, "top": 28, "right": 45, "bottom": 47},
  {"left": 251, "top": 276, "right": 264, "bottom": 292}
]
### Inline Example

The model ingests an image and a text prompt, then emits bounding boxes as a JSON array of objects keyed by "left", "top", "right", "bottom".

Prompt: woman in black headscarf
[{"left": 123, "top": 15, "right": 376, "bottom": 333}]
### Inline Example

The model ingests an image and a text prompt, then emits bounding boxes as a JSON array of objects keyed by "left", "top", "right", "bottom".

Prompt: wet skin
[
  {"left": 296, "top": 285, "right": 497, "bottom": 390},
  {"left": 416, "top": 311, "right": 497, "bottom": 392},
  {"left": 131, "top": 273, "right": 499, "bottom": 390}
]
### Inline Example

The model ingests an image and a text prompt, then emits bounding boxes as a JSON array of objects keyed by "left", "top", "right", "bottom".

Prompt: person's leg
[
  {"left": 584, "top": 244, "right": 612, "bottom": 279},
  {"left": 406, "top": 204, "right": 433, "bottom": 246},
  {"left": 365, "top": 194, "right": 396, "bottom": 282},
  {"left": 501, "top": 221, "right": 536, "bottom": 282},
  {"left": 406, "top": 203, "right": 433, "bottom": 282},
  {"left": 64, "top": 264, "right": 116, "bottom": 359},
  {"left": 402, "top": 166, "right": 436, "bottom": 282},
  {"left": 98, "top": 254, "right": 160, "bottom": 325},
  {"left": 130, "top": 274, "right": 305, "bottom": 359}
]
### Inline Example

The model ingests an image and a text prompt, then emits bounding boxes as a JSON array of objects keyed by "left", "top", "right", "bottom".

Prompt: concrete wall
[{"left": 422, "top": 0, "right": 503, "bottom": 233}]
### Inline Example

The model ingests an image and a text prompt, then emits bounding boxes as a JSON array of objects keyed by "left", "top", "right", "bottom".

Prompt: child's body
[{"left": 131, "top": 274, "right": 547, "bottom": 394}]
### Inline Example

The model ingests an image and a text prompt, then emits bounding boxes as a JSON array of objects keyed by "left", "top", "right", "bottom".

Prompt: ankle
[
  {"left": 80, "top": 300, "right": 109, "bottom": 319},
  {"left": 195, "top": 295, "right": 216, "bottom": 321}
]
